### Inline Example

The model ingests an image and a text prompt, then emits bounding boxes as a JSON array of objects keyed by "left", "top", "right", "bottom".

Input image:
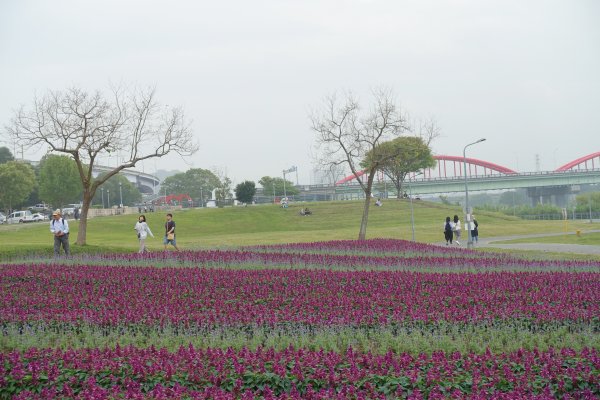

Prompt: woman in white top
[
  {"left": 453, "top": 215, "right": 462, "bottom": 245},
  {"left": 134, "top": 215, "right": 154, "bottom": 253}
]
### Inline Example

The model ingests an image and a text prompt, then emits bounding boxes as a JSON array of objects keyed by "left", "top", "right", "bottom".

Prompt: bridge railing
[{"left": 520, "top": 212, "right": 600, "bottom": 221}]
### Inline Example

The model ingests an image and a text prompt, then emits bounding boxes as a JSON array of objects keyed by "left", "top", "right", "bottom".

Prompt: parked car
[
  {"left": 31, "top": 213, "right": 48, "bottom": 222},
  {"left": 28, "top": 203, "right": 50, "bottom": 213},
  {"left": 61, "top": 208, "right": 75, "bottom": 218},
  {"left": 0, "top": 212, "right": 6, "bottom": 224},
  {"left": 7, "top": 210, "right": 35, "bottom": 224}
]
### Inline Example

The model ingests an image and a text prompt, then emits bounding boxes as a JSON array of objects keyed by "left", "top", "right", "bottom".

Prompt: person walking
[
  {"left": 163, "top": 213, "right": 179, "bottom": 251},
  {"left": 134, "top": 215, "right": 154, "bottom": 253},
  {"left": 443, "top": 216, "right": 454, "bottom": 245},
  {"left": 471, "top": 216, "right": 479, "bottom": 244},
  {"left": 453, "top": 215, "right": 462, "bottom": 245},
  {"left": 50, "top": 209, "right": 70, "bottom": 257}
]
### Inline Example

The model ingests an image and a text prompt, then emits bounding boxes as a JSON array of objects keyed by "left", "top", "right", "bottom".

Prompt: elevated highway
[
  {"left": 326, "top": 151, "right": 600, "bottom": 204},
  {"left": 92, "top": 165, "right": 160, "bottom": 194},
  {"left": 334, "top": 169, "right": 600, "bottom": 196}
]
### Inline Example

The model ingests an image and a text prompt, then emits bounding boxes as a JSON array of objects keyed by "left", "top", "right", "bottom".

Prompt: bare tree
[
  {"left": 310, "top": 88, "right": 408, "bottom": 240},
  {"left": 413, "top": 116, "right": 441, "bottom": 146},
  {"left": 5, "top": 86, "right": 198, "bottom": 245}
]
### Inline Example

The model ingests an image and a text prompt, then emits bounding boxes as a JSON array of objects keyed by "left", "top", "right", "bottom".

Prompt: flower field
[{"left": 1, "top": 239, "right": 599, "bottom": 398}]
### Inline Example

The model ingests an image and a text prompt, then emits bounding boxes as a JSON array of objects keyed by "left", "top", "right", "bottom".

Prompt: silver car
[
  {"left": 0, "top": 212, "right": 6, "bottom": 224},
  {"left": 31, "top": 213, "right": 48, "bottom": 222}
]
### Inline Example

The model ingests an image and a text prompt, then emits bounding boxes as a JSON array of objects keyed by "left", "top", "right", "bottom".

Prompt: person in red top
[{"left": 163, "top": 213, "right": 180, "bottom": 251}]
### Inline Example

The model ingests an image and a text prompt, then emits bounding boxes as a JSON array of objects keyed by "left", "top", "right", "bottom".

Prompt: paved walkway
[{"left": 476, "top": 230, "right": 600, "bottom": 255}]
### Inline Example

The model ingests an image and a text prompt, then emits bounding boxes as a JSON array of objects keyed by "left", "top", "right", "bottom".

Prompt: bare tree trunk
[
  {"left": 76, "top": 191, "right": 93, "bottom": 246},
  {"left": 358, "top": 170, "right": 376, "bottom": 240}
]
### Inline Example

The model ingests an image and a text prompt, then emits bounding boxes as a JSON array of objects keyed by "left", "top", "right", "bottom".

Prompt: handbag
[{"left": 167, "top": 233, "right": 175, "bottom": 240}]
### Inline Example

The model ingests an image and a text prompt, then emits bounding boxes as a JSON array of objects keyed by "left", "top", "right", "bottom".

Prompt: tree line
[
  {"left": 0, "top": 149, "right": 143, "bottom": 213},
  {"left": 2, "top": 84, "right": 436, "bottom": 245}
]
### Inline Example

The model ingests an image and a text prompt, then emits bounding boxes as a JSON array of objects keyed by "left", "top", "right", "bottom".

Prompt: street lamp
[
  {"left": 463, "top": 138, "right": 486, "bottom": 248},
  {"left": 590, "top": 193, "right": 593, "bottom": 223},
  {"left": 107, "top": 189, "right": 110, "bottom": 208},
  {"left": 119, "top": 182, "right": 123, "bottom": 208},
  {"left": 408, "top": 172, "right": 423, "bottom": 242},
  {"left": 282, "top": 166, "right": 297, "bottom": 201},
  {"left": 101, "top": 187, "right": 105, "bottom": 209}
]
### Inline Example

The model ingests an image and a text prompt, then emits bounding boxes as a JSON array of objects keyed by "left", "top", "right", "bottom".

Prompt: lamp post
[
  {"left": 101, "top": 187, "right": 105, "bottom": 209},
  {"left": 463, "top": 138, "right": 486, "bottom": 248},
  {"left": 590, "top": 193, "right": 593, "bottom": 223},
  {"left": 408, "top": 172, "right": 423, "bottom": 242},
  {"left": 119, "top": 182, "right": 123, "bottom": 208},
  {"left": 107, "top": 189, "right": 110, "bottom": 208},
  {"left": 282, "top": 166, "right": 297, "bottom": 201}
]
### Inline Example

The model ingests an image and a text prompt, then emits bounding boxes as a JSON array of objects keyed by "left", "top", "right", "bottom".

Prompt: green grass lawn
[
  {"left": 0, "top": 199, "right": 596, "bottom": 259},
  {"left": 496, "top": 231, "right": 600, "bottom": 245}
]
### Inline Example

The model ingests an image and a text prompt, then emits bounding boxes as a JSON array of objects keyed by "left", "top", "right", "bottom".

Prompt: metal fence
[{"left": 520, "top": 212, "right": 600, "bottom": 221}]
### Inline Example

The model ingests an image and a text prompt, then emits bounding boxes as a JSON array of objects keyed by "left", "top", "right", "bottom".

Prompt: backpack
[{"left": 444, "top": 222, "right": 452, "bottom": 232}]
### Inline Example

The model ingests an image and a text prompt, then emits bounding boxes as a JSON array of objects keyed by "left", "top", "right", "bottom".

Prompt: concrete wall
[{"left": 85, "top": 206, "right": 182, "bottom": 219}]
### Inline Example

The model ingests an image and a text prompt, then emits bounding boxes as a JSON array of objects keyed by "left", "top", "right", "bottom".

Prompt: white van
[{"left": 7, "top": 210, "right": 35, "bottom": 224}]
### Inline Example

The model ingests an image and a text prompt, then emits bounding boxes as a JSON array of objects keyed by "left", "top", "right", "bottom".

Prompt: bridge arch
[
  {"left": 430, "top": 155, "right": 517, "bottom": 179},
  {"left": 335, "top": 155, "right": 517, "bottom": 185},
  {"left": 555, "top": 152, "right": 600, "bottom": 172}
]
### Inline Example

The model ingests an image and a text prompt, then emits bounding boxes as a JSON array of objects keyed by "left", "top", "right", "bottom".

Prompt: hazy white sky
[{"left": 1, "top": 0, "right": 599, "bottom": 185}]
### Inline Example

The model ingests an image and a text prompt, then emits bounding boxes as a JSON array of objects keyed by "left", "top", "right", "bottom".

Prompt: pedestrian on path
[
  {"left": 50, "top": 209, "right": 70, "bottom": 257},
  {"left": 453, "top": 215, "right": 462, "bottom": 245},
  {"left": 444, "top": 216, "right": 454, "bottom": 245},
  {"left": 163, "top": 213, "right": 179, "bottom": 251},
  {"left": 470, "top": 216, "right": 479, "bottom": 244},
  {"left": 134, "top": 214, "right": 154, "bottom": 253}
]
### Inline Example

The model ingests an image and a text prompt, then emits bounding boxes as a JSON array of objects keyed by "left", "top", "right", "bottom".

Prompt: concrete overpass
[{"left": 92, "top": 165, "right": 160, "bottom": 194}]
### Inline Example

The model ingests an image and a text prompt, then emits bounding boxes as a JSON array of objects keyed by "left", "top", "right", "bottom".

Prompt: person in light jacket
[
  {"left": 453, "top": 215, "right": 462, "bottom": 245},
  {"left": 50, "top": 209, "right": 70, "bottom": 257},
  {"left": 134, "top": 215, "right": 154, "bottom": 253}
]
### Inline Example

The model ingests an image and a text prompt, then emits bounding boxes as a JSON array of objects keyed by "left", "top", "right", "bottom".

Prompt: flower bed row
[
  {"left": 80, "top": 239, "right": 600, "bottom": 271},
  {"left": 2, "top": 345, "right": 598, "bottom": 399},
  {"left": 2, "top": 264, "right": 598, "bottom": 326}
]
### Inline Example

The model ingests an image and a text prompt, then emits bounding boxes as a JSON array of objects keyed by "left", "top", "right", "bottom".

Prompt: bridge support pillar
[{"left": 527, "top": 186, "right": 578, "bottom": 207}]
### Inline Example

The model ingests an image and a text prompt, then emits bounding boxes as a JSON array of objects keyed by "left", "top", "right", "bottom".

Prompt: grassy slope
[{"left": 0, "top": 199, "right": 597, "bottom": 259}]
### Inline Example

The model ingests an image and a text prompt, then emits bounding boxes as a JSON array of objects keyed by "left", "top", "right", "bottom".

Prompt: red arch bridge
[{"left": 299, "top": 152, "right": 600, "bottom": 206}]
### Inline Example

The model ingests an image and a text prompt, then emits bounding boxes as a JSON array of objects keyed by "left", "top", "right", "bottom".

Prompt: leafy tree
[
  {"left": 235, "top": 181, "right": 256, "bottom": 203},
  {"left": 0, "top": 147, "right": 14, "bottom": 164},
  {"left": 161, "top": 173, "right": 187, "bottom": 196},
  {"left": 258, "top": 176, "right": 299, "bottom": 197},
  {"left": 575, "top": 192, "right": 600, "bottom": 213},
  {"left": 363, "top": 136, "right": 435, "bottom": 199},
  {"left": 92, "top": 173, "right": 142, "bottom": 207},
  {"left": 6, "top": 86, "right": 197, "bottom": 245},
  {"left": 0, "top": 161, "right": 36, "bottom": 211},
  {"left": 162, "top": 168, "right": 221, "bottom": 201},
  {"left": 38, "top": 154, "right": 83, "bottom": 208},
  {"left": 498, "top": 189, "right": 529, "bottom": 207},
  {"left": 215, "top": 176, "right": 232, "bottom": 203},
  {"left": 311, "top": 88, "right": 408, "bottom": 240}
]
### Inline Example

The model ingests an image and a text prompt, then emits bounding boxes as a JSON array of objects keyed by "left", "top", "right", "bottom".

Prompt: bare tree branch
[
  {"left": 4, "top": 86, "right": 198, "bottom": 245},
  {"left": 310, "top": 87, "right": 408, "bottom": 239}
]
